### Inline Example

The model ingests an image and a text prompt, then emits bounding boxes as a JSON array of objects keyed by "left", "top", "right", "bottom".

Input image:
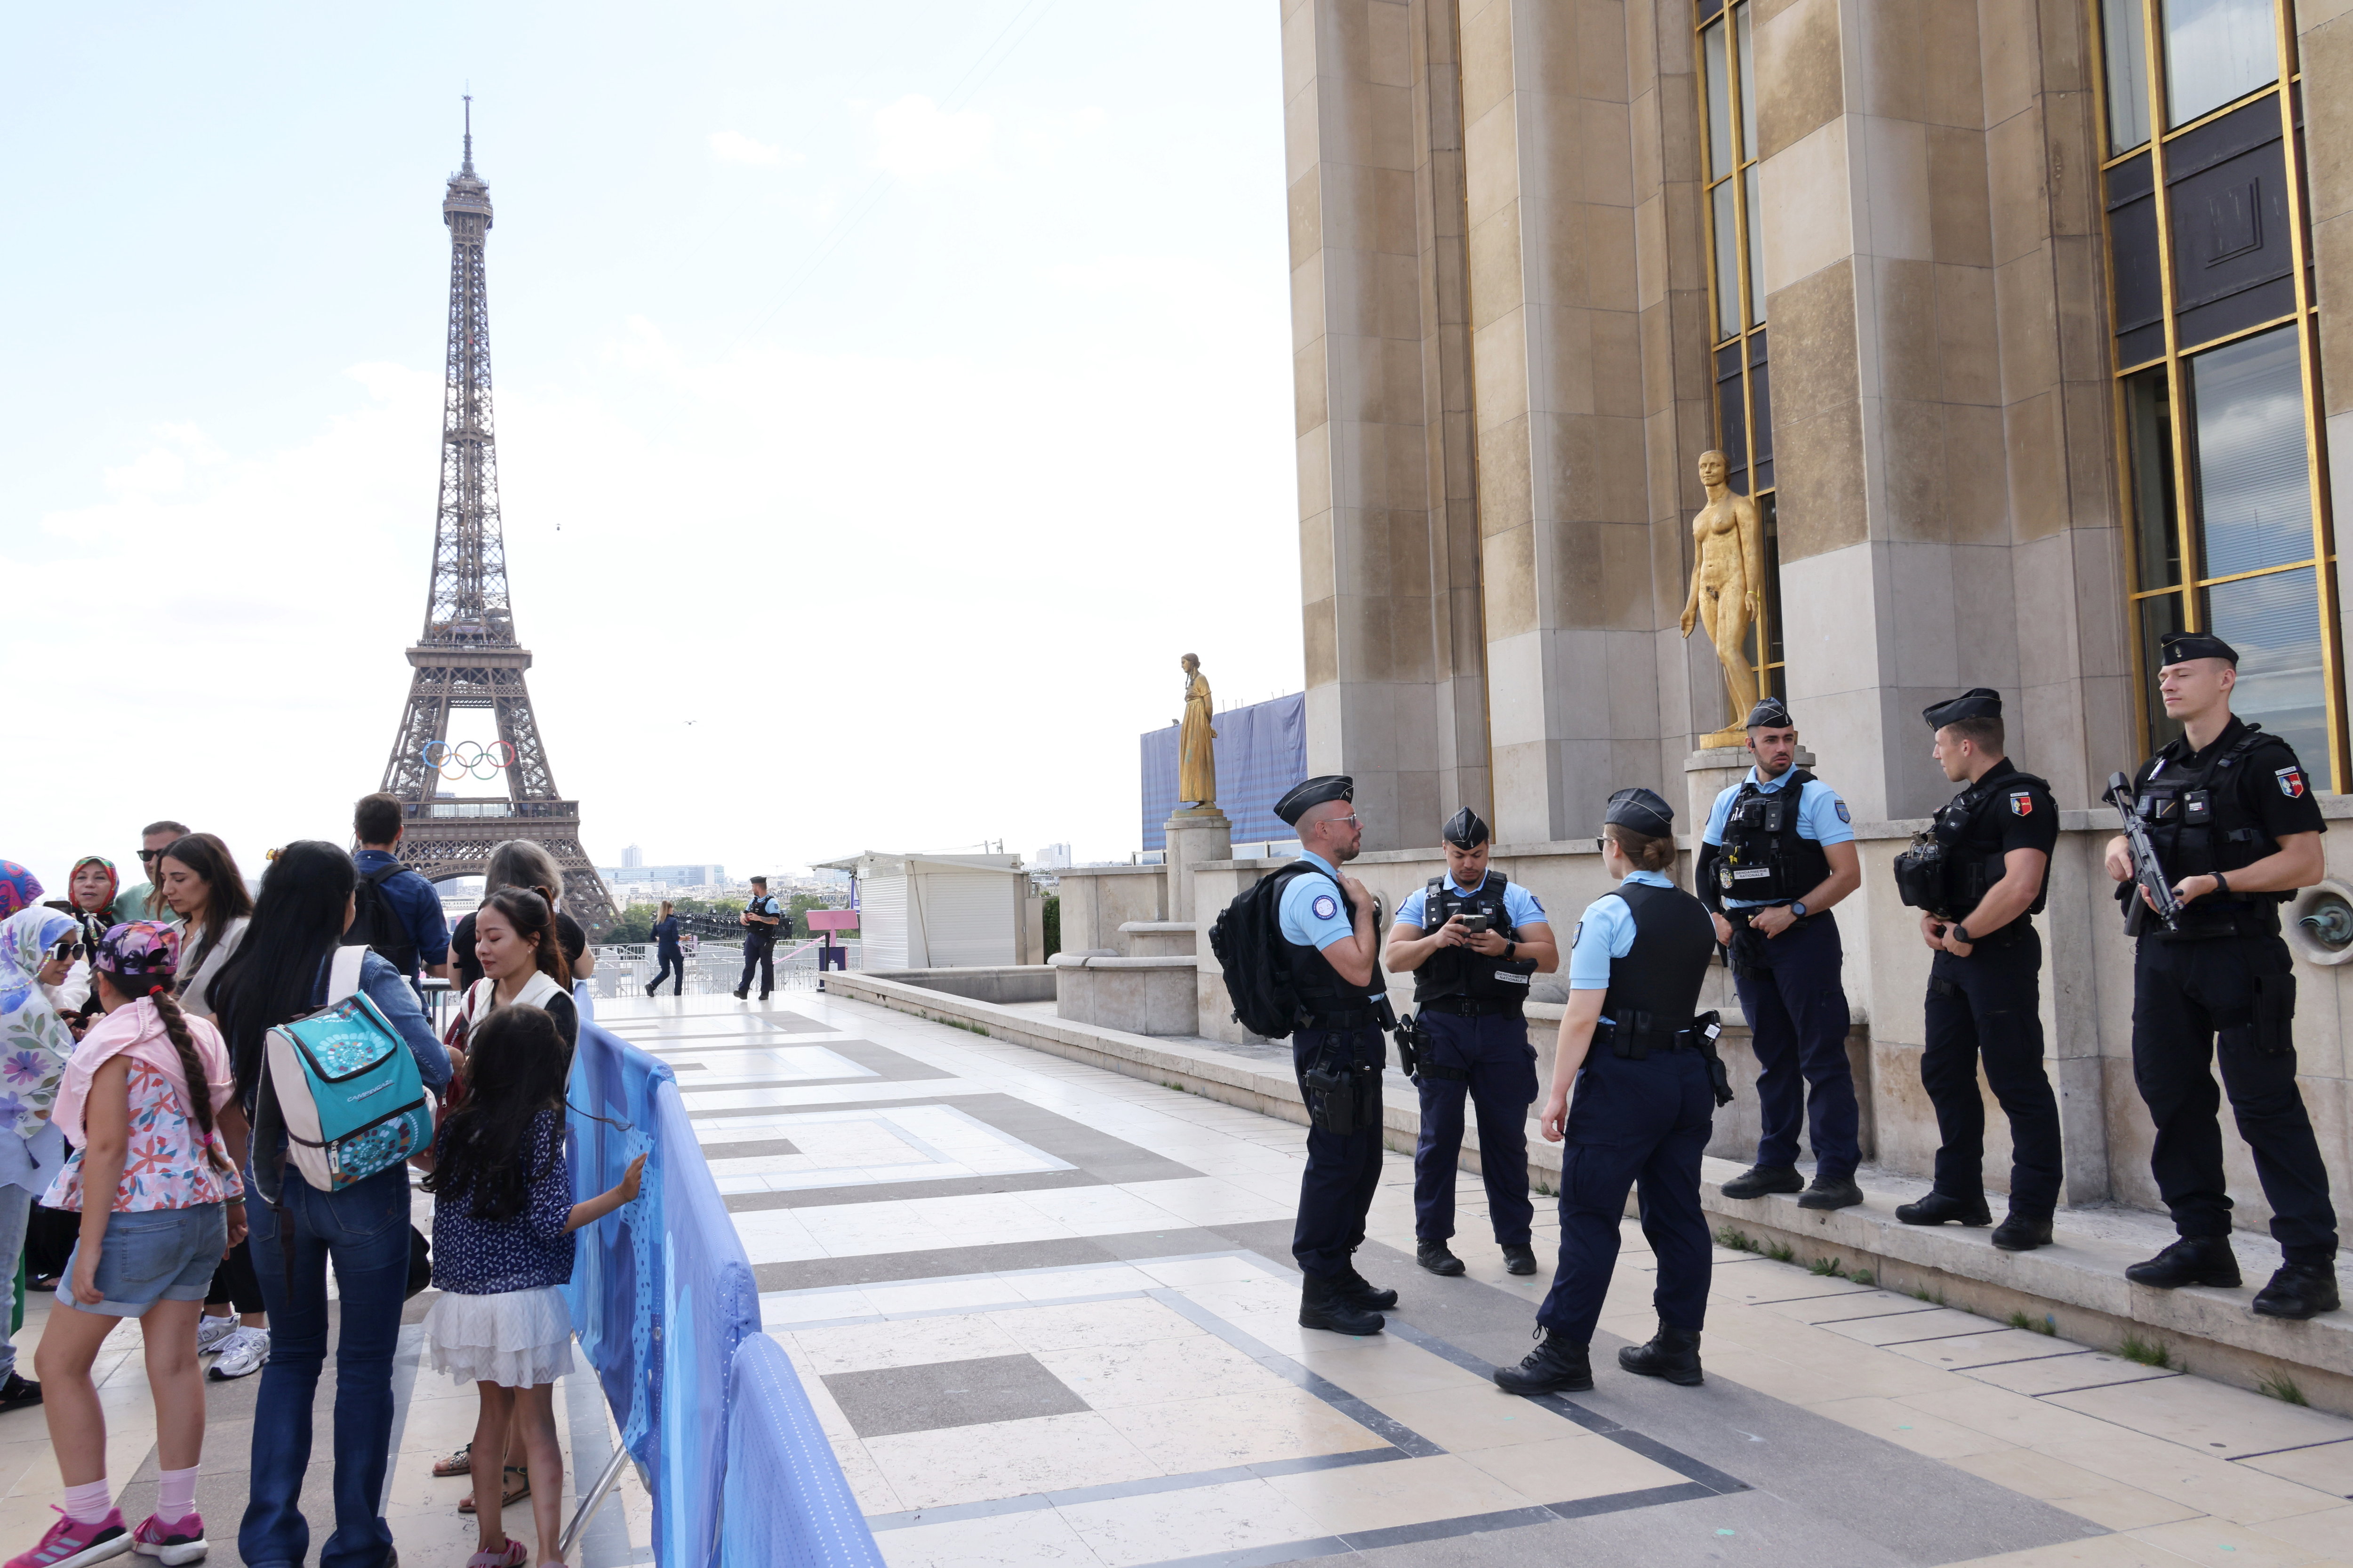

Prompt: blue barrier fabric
[
  {"left": 721, "top": 1335, "right": 888, "bottom": 1568},
  {"left": 1140, "top": 690, "right": 1307, "bottom": 850}
]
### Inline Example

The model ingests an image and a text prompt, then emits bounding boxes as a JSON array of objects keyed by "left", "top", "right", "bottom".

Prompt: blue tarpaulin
[
  {"left": 721, "top": 1334, "right": 887, "bottom": 1568},
  {"left": 1141, "top": 690, "right": 1306, "bottom": 850}
]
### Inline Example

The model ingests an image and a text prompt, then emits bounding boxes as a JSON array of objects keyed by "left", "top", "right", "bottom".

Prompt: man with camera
[{"left": 1385, "top": 809, "right": 1557, "bottom": 1278}]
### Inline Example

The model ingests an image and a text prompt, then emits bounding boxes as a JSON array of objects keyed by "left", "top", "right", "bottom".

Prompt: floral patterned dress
[{"left": 44, "top": 1059, "right": 241, "bottom": 1214}]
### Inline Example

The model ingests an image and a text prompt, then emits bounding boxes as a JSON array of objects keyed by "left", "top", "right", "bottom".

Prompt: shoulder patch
[
  {"left": 1311, "top": 893, "right": 1340, "bottom": 921},
  {"left": 2008, "top": 790, "right": 2033, "bottom": 816},
  {"left": 1834, "top": 800, "right": 1851, "bottom": 823},
  {"left": 2278, "top": 766, "right": 2307, "bottom": 799},
  {"left": 1570, "top": 920, "right": 1584, "bottom": 947}
]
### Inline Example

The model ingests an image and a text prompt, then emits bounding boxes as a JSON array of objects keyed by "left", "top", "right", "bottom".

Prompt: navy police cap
[
  {"left": 1923, "top": 687, "right": 2002, "bottom": 728},
  {"left": 1441, "top": 808, "right": 1490, "bottom": 848},
  {"left": 1604, "top": 786, "right": 1675, "bottom": 838},
  {"left": 2159, "top": 631, "right": 2239, "bottom": 667},
  {"left": 1745, "top": 696, "right": 1793, "bottom": 730},
  {"left": 1274, "top": 775, "right": 1354, "bottom": 827}
]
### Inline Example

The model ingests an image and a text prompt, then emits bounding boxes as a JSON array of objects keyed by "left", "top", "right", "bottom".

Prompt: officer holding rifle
[{"left": 2105, "top": 631, "right": 2338, "bottom": 1318}]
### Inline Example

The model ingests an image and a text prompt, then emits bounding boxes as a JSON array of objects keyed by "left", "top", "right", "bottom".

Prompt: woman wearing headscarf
[
  {"left": 0, "top": 905, "right": 82, "bottom": 1413},
  {"left": 0, "top": 866, "right": 41, "bottom": 925},
  {"left": 43, "top": 857, "right": 121, "bottom": 1024}
]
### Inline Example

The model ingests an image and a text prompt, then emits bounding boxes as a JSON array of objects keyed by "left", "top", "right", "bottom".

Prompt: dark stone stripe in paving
[
  {"left": 722, "top": 1167, "right": 1104, "bottom": 1212},
  {"left": 753, "top": 1231, "right": 1231, "bottom": 1291}
]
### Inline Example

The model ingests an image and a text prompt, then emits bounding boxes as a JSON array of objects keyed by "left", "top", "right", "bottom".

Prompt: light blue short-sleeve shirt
[
  {"left": 1702, "top": 767, "right": 1855, "bottom": 910},
  {"left": 1566, "top": 869, "right": 1676, "bottom": 991},
  {"left": 1393, "top": 873, "right": 1549, "bottom": 932},
  {"left": 1278, "top": 852, "right": 1357, "bottom": 950}
]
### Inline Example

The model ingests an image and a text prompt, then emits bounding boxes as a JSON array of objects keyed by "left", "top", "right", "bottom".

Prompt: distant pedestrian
[
  {"left": 733, "top": 877, "right": 781, "bottom": 1001},
  {"left": 114, "top": 821, "right": 191, "bottom": 925},
  {"left": 346, "top": 792, "right": 452, "bottom": 988},
  {"left": 451, "top": 842, "right": 592, "bottom": 989},
  {"left": 419, "top": 1005, "right": 641, "bottom": 1568},
  {"left": 40, "top": 856, "right": 121, "bottom": 1022},
  {"left": 647, "top": 900, "right": 684, "bottom": 996}
]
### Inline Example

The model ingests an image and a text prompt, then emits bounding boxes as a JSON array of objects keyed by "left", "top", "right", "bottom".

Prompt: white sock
[
  {"left": 157, "top": 1466, "right": 198, "bottom": 1522},
  {"left": 61, "top": 1479, "right": 110, "bottom": 1526}
]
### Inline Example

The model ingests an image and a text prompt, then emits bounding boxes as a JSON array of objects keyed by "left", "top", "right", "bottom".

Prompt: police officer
[
  {"left": 1496, "top": 789, "right": 1721, "bottom": 1394},
  {"left": 1387, "top": 809, "right": 1559, "bottom": 1278},
  {"left": 2105, "top": 632, "right": 2339, "bottom": 1318},
  {"left": 733, "top": 875, "right": 783, "bottom": 1000},
  {"left": 1697, "top": 697, "right": 1865, "bottom": 1209},
  {"left": 1272, "top": 775, "right": 1400, "bottom": 1336},
  {"left": 1894, "top": 688, "right": 2063, "bottom": 1250}
]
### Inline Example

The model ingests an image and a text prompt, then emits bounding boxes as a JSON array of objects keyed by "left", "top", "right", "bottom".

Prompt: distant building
[
  {"left": 621, "top": 844, "right": 643, "bottom": 869},
  {"left": 1032, "top": 843, "right": 1073, "bottom": 872},
  {"left": 595, "top": 863, "right": 726, "bottom": 888}
]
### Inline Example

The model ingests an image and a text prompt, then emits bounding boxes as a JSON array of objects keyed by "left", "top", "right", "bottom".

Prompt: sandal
[
  {"left": 456, "top": 1467, "right": 530, "bottom": 1514},
  {"left": 432, "top": 1442, "right": 474, "bottom": 1478},
  {"left": 465, "top": 1542, "right": 528, "bottom": 1568}
]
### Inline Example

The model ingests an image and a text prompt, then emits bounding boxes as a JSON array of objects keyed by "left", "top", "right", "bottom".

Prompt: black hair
[
  {"left": 210, "top": 839, "right": 358, "bottom": 1103},
  {"left": 162, "top": 832, "right": 256, "bottom": 978},
  {"left": 353, "top": 792, "right": 404, "bottom": 846},
  {"left": 423, "top": 1005, "right": 569, "bottom": 1221},
  {"left": 479, "top": 887, "right": 574, "bottom": 990},
  {"left": 1941, "top": 714, "right": 2004, "bottom": 753}
]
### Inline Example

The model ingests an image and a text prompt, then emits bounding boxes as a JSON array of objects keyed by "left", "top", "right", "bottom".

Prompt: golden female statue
[
  {"left": 1679, "top": 449, "right": 1768, "bottom": 746},
  {"left": 1177, "top": 653, "right": 1218, "bottom": 811}
]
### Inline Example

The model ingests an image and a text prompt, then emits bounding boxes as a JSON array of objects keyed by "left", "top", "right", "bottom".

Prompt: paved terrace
[{"left": 8, "top": 990, "right": 2353, "bottom": 1568}]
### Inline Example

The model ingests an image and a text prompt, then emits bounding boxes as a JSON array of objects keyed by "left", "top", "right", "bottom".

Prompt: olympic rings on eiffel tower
[{"left": 422, "top": 739, "right": 517, "bottom": 782}]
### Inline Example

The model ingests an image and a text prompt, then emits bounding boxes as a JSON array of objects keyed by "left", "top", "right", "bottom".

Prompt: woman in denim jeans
[{"left": 212, "top": 841, "right": 452, "bottom": 1568}]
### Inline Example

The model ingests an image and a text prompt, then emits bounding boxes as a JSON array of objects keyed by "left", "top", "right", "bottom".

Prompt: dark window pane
[
  {"left": 2124, "top": 368, "right": 2182, "bottom": 591},
  {"left": 2108, "top": 190, "right": 2164, "bottom": 341},
  {"left": 2166, "top": 105, "right": 2291, "bottom": 346},
  {"left": 1761, "top": 491, "right": 1784, "bottom": 680},
  {"left": 2103, "top": 0, "right": 2153, "bottom": 151},
  {"left": 1697, "top": 0, "right": 1725, "bottom": 22},
  {"left": 1750, "top": 355, "right": 1774, "bottom": 466},
  {"left": 2188, "top": 326, "right": 2313, "bottom": 578},
  {"left": 1716, "top": 347, "right": 1749, "bottom": 482},
  {"left": 2204, "top": 566, "right": 2328, "bottom": 768},
  {"left": 2138, "top": 592, "right": 2188, "bottom": 753}
]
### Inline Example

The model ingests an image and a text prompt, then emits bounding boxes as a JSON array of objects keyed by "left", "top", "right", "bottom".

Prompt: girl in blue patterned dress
[{"left": 418, "top": 1005, "right": 641, "bottom": 1568}]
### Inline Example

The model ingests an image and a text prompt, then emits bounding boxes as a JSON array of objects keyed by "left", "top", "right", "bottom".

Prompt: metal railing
[{"left": 586, "top": 938, "right": 861, "bottom": 999}]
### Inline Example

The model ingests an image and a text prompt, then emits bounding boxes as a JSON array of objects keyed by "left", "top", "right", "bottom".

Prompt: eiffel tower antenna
[{"left": 377, "top": 107, "right": 618, "bottom": 930}]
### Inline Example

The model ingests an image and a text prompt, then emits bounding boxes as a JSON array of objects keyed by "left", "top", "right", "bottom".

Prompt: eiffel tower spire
[{"left": 378, "top": 109, "right": 617, "bottom": 930}]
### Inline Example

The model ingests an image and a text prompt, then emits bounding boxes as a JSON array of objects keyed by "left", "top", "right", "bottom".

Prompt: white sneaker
[
  {"left": 207, "top": 1328, "right": 270, "bottom": 1381},
  {"left": 195, "top": 1314, "right": 240, "bottom": 1355}
]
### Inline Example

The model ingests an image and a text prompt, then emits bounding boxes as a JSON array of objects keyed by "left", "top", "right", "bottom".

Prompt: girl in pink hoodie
[{"left": 8, "top": 923, "right": 247, "bottom": 1568}]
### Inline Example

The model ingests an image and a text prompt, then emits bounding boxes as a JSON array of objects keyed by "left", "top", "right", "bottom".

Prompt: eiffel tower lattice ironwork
[{"left": 378, "top": 104, "right": 617, "bottom": 930}]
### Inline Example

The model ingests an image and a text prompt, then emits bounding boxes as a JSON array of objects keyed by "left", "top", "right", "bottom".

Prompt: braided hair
[{"left": 142, "top": 981, "right": 232, "bottom": 1175}]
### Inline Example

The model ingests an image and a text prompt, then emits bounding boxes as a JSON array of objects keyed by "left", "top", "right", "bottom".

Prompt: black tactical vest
[
  {"left": 1714, "top": 770, "right": 1833, "bottom": 904},
  {"left": 1598, "top": 881, "right": 1718, "bottom": 1039},
  {"left": 1931, "top": 765, "right": 2053, "bottom": 920},
  {"left": 1411, "top": 872, "right": 1539, "bottom": 1010},
  {"left": 2136, "top": 726, "right": 2285, "bottom": 894},
  {"left": 1281, "top": 868, "right": 1378, "bottom": 1028}
]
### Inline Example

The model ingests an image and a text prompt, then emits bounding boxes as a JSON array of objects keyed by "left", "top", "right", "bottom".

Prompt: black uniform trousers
[
  {"left": 1412, "top": 1010, "right": 1539, "bottom": 1245},
  {"left": 1537, "top": 1044, "right": 1715, "bottom": 1342},
  {"left": 2131, "top": 931, "right": 2339, "bottom": 1262},
  {"left": 1730, "top": 911, "right": 1859, "bottom": 1179},
  {"left": 1290, "top": 1025, "right": 1386, "bottom": 1280},
  {"left": 650, "top": 945, "right": 686, "bottom": 995},
  {"left": 1922, "top": 927, "right": 2063, "bottom": 1216},
  {"left": 738, "top": 933, "right": 775, "bottom": 997}
]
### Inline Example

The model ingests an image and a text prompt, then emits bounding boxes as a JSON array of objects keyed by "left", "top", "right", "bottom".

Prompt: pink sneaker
[
  {"left": 130, "top": 1511, "right": 206, "bottom": 1565},
  {"left": 5, "top": 1507, "right": 125, "bottom": 1568},
  {"left": 465, "top": 1543, "right": 527, "bottom": 1568}
]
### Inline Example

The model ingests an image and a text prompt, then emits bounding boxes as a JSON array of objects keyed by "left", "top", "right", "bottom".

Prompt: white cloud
[
  {"left": 871, "top": 95, "right": 992, "bottom": 179},
  {"left": 707, "top": 130, "right": 800, "bottom": 167}
]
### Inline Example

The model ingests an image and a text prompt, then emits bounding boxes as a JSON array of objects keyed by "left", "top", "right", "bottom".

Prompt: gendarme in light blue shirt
[
  {"left": 1567, "top": 869, "right": 1677, "bottom": 991},
  {"left": 1278, "top": 852, "right": 1355, "bottom": 950},
  {"left": 1393, "top": 874, "right": 1549, "bottom": 932},
  {"left": 1702, "top": 766, "right": 1856, "bottom": 910}
]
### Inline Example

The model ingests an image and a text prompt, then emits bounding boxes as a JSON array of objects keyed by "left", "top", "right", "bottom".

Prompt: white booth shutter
[
  {"left": 916, "top": 871, "right": 1017, "bottom": 967},
  {"left": 859, "top": 876, "right": 910, "bottom": 969}
]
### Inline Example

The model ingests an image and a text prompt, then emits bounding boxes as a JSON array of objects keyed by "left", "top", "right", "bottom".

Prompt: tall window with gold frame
[
  {"left": 2095, "top": 0, "right": 2345, "bottom": 786},
  {"left": 1695, "top": 0, "right": 1783, "bottom": 697}
]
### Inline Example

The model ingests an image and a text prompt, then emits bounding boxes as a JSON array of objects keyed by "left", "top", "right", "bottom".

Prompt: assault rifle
[{"left": 2105, "top": 771, "right": 2183, "bottom": 936}]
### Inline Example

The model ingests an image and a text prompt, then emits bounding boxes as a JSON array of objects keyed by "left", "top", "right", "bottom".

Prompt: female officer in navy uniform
[{"left": 1496, "top": 787, "right": 1721, "bottom": 1394}]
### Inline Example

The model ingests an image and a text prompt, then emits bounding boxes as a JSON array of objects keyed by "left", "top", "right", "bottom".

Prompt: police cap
[
  {"left": 2159, "top": 631, "right": 2240, "bottom": 668},
  {"left": 1441, "top": 808, "right": 1490, "bottom": 848},
  {"left": 1922, "top": 687, "right": 2002, "bottom": 729},
  {"left": 1274, "top": 775, "right": 1355, "bottom": 827},
  {"left": 1604, "top": 786, "right": 1675, "bottom": 838},
  {"left": 1745, "top": 696, "right": 1794, "bottom": 730}
]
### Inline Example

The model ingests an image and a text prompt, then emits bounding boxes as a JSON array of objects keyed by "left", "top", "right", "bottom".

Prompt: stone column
[{"left": 1162, "top": 810, "right": 1234, "bottom": 928}]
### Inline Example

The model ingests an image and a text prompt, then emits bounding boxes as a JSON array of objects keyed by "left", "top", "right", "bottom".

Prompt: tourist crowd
[{"left": 0, "top": 792, "right": 637, "bottom": 1568}]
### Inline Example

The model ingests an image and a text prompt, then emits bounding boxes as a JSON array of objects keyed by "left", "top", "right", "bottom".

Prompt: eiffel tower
[{"left": 378, "top": 104, "right": 617, "bottom": 931}]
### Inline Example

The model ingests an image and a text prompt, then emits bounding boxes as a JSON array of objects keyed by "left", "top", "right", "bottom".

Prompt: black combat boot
[
  {"left": 1896, "top": 1191, "right": 1992, "bottom": 1227},
  {"left": 1720, "top": 1164, "right": 1804, "bottom": 1200},
  {"left": 2125, "top": 1235, "right": 2241, "bottom": 1289},
  {"left": 1500, "top": 1243, "right": 1538, "bottom": 1276},
  {"left": 1493, "top": 1330, "right": 1592, "bottom": 1394},
  {"left": 1617, "top": 1325, "right": 1704, "bottom": 1386},
  {"left": 1299, "top": 1272, "right": 1385, "bottom": 1335},
  {"left": 2251, "top": 1263, "right": 2341, "bottom": 1320},
  {"left": 1417, "top": 1241, "right": 1465, "bottom": 1277},
  {"left": 1991, "top": 1213, "right": 2054, "bottom": 1252},
  {"left": 1797, "top": 1174, "right": 1865, "bottom": 1210},
  {"left": 1337, "top": 1262, "right": 1399, "bottom": 1310}
]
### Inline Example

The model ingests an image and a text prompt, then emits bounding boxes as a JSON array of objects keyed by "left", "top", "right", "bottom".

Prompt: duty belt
[
  {"left": 1417, "top": 996, "right": 1524, "bottom": 1018},
  {"left": 1592, "top": 1011, "right": 1708, "bottom": 1061},
  {"left": 1298, "top": 1008, "right": 1378, "bottom": 1032}
]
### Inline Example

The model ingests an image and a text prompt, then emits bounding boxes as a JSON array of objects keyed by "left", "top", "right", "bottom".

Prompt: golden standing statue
[
  {"left": 1177, "top": 653, "right": 1218, "bottom": 812},
  {"left": 1680, "top": 449, "right": 1768, "bottom": 747}
]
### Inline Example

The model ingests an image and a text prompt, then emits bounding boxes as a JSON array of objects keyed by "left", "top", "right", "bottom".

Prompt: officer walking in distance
[
  {"left": 2106, "top": 632, "right": 2339, "bottom": 1319},
  {"left": 1270, "top": 776, "right": 1401, "bottom": 1336},
  {"left": 1496, "top": 789, "right": 1724, "bottom": 1395},
  {"left": 1697, "top": 698, "right": 1865, "bottom": 1209},
  {"left": 1894, "top": 689, "right": 2064, "bottom": 1250},
  {"left": 1386, "top": 809, "right": 1560, "bottom": 1278}
]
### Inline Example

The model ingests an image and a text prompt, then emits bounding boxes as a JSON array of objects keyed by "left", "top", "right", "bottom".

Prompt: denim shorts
[{"left": 60, "top": 1203, "right": 228, "bottom": 1318}]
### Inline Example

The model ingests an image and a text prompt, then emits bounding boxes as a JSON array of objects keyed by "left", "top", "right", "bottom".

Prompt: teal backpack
[{"left": 262, "top": 946, "right": 433, "bottom": 1191}]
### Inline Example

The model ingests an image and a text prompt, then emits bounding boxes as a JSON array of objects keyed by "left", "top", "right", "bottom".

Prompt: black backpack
[
  {"left": 1207, "top": 864, "right": 1313, "bottom": 1040},
  {"left": 343, "top": 862, "right": 420, "bottom": 978}
]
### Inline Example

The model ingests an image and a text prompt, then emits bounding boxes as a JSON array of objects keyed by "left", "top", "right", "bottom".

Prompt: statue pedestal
[
  {"left": 1163, "top": 810, "right": 1233, "bottom": 927},
  {"left": 1683, "top": 744, "right": 1816, "bottom": 833}
]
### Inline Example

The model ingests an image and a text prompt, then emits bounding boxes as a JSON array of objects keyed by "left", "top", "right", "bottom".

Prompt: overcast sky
[{"left": 1, "top": 1, "right": 1302, "bottom": 891}]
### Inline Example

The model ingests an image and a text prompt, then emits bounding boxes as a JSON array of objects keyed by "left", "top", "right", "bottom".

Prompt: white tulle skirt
[{"left": 423, "top": 1285, "right": 578, "bottom": 1388}]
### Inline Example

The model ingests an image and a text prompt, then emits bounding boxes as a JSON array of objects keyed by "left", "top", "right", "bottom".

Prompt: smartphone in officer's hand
[{"left": 1459, "top": 914, "right": 1491, "bottom": 935}]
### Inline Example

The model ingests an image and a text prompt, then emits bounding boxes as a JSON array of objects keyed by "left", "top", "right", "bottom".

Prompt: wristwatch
[
  {"left": 1504, "top": 941, "right": 1517, "bottom": 961},
  {"left": 1788, "top": 901, "right": 1808, "bottom": 919},
  {"left": 1951, "top": 924, "right": 1973, "bottom": 945},
  {"left": 2213, "top": 872, "right": 2232, "bottom": 897}
]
